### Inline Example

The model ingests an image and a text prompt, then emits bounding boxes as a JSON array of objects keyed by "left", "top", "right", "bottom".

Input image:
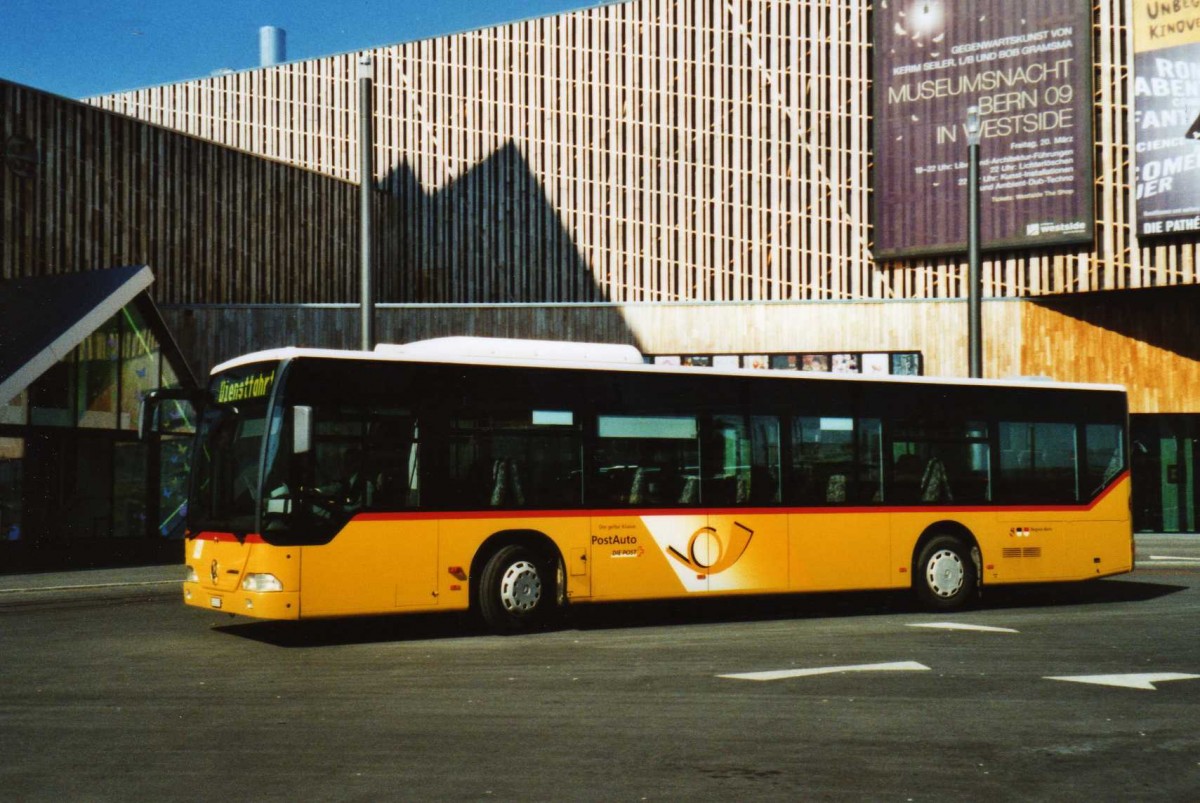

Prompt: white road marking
[
  {"left": 1146, "top": 556, "right": 1200, "bottom": 565},
  {"left": 719, "top": 660, "right": 930, "bottom": 682},
  {"left": 1044, "top": 673, "right": 1200, "bottom": 691},
  {"left": 907, "top": 622, "right": 1018, "bottom": 633}
]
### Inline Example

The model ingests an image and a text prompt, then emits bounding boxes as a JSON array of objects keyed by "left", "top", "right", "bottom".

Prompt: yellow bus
[{"left": 147, "top": 337, "right": 1133, "bottom": 632}]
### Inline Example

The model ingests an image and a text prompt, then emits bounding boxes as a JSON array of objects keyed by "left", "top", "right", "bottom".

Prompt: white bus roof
[{"left": 210, "top": 337, "right": 1126, "bottom": 394}]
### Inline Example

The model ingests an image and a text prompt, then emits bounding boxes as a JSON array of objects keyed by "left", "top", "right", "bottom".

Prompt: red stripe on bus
[
  {"left": 189, "top": 532, "right": 240, "bottom": 542},
  {"left": 189, "top": 532, "right": 266, "bottom": 543}
]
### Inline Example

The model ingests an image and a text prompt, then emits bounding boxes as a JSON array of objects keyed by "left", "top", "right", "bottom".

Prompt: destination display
[
  {"left": 874, "top": 0, "right": 1093, "bottom": 258},
  {"left": 1133, "top": 1, "right": 1200, "bottom": 237}
]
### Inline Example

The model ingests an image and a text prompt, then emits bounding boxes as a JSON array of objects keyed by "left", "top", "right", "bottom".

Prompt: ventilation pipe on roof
[{"left": 260, "top": 26, "right": 286, "bottom": 67}]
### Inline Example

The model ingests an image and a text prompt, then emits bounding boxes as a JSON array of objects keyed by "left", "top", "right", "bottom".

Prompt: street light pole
[
  {"left": 359, "top": 55, "right": 375, "bottom": 352},
  {"left": 965, "top": 105, "right": 983, "bottom": 379}
]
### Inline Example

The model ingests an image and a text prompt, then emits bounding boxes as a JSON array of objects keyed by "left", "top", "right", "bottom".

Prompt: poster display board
[
  {"left": 649, "top": 352, "right": 924, "bottom": 376},
  {"left": 874, "top": 1, "right": 1094, "bottom": 258},
  {"left": 1133, "top": 2, "right": 1200, "bottom": 237}
]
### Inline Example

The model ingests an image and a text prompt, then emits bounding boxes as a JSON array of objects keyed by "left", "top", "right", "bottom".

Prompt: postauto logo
[{"left": 666, "top": 522, "right": 753, "bottom": 575}]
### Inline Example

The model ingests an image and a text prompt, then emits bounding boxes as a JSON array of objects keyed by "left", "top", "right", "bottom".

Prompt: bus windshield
[{"left": 188, "top": 364, "right": 279, "bottom": 535}]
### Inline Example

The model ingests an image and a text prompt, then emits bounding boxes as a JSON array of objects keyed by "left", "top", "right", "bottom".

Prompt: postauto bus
[{"left": 142, "top": 337, "right": 1132, "bottom": 633}]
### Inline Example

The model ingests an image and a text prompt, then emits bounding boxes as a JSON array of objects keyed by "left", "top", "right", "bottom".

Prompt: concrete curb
[{"left": 0, "top": 566, "right": 181, "bottom": 598}]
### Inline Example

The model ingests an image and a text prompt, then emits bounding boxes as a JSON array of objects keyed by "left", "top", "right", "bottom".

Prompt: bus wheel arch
[
  {"left": 911, "top": 522, "right": 981, "bottom": 611},
  {"left": 471, "top": 530, "right": 565, "bottom": 633}
]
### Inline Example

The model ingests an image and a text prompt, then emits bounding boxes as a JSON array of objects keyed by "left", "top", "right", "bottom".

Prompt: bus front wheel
[
  {"left": 477, "top": 544, "right": 555, "bottom": 633},
  {"left": 914, "top": 535, "right": 977, "bottom": 611}
]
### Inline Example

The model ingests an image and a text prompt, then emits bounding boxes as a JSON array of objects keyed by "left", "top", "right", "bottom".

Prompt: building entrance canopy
[{"left": 0, "top": 265, "right": 155, "bottom": 405}]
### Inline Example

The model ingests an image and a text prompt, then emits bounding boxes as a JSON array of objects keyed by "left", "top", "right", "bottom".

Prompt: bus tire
[
  {"left": 477, "top": 544, "right": 555, "bottom": 633},
  {"left": 914, "top": 535, "right": 976, "bottom": 611}
]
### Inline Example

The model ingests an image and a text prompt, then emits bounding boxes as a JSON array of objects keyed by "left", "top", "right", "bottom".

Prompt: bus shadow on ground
[
  {"left": 971, "top": 575, "right": 1186, "bottom": 611},
  {"left": 213, "top": 612, "right": 486, "bottom": 647},
  {"left": 213, "top": 577, "right": 1184, "bottom": 647},
  {"left": 570, "top": 577, "right": 1185, "bottom": 632}
]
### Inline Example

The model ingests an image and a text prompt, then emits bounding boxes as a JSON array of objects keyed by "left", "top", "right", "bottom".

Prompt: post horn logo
[{"left": 666, "top": 522, "right": 753, "bottom": 575}]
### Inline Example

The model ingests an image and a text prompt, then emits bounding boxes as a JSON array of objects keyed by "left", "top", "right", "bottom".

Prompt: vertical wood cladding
[
  {"left": 85, "top": 0, "right": 1186, "bottom": 303},
  {"left": 1024, "top": 288, "right": 1200, "bottom": 414},
  {"left": 2, "top": 80, "right": 402, "bottom": 304}
]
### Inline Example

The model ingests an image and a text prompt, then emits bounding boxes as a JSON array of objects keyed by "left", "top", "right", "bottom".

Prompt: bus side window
[
  {"left": 593, "top": 415, "right": 698, "bottom": 507},
  {"left": 705, "top": 415, "right": 781, "bottom": 505},
  {"left": 1085, "top": 423, "right": 1125, "bottom": 496},
  {"left": 363, "top": 414, "right": 420, "bottom": 509},
  {"left": 791, "top": 417, "right": 854, "bottom": 505},
  {"left": 887, "top": 420, "right": 989, "bottom": 505},
  {"left": 998, "top": 422, "right": 1078, "bottom": 503},
  {"left": 448, "top": 410, "right": 582, "bottom": 509}
]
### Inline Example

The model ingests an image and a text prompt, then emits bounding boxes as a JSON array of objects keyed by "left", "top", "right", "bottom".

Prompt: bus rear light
[
  {"left": 185, "top": 565, "right": 198, "bottom": 583},
  {"left": 241, "top": 573, "right": 284, "bottom": 593},
  {"left": 448, "top": 566, "right": 467, "bottom": 580}
]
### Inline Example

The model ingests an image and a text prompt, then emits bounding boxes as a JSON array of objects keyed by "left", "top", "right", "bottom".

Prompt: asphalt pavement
[
  {"left": 1, "top": 532, "right": 1197, "bottom": 801},
  {"left": 2, "top": 535, "right": 1198, "bottom": 801}
]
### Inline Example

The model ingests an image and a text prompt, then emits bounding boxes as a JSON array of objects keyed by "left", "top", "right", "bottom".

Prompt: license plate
[{"left": 210, "top": 597, "right": 223, "bottom": 609}]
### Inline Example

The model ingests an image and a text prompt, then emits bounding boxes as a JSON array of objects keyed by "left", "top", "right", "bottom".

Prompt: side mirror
[
  {"left": 138, "top": 388, "right": 203, "bottom": 440},
  {"left": 293, "top": 405, "right": 313, "bottom": 454}
]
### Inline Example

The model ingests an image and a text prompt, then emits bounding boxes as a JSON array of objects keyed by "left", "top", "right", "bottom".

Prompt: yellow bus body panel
[
  {"left": 183, "top": 534, "right": 300, "bottom": 619},
  {"left": 299, "top": 518, "right": 440, "bottom": 616},
  {"left": 789, "top": 511, "right": 893, "bottom": 591},
  {"left": 182, "top": 476, "right": 1133, "bottom": 621}
]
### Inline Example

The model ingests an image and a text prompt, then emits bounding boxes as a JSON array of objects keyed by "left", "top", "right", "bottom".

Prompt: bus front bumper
[{"left": 184, "top": 582, "right": 300, "bottom": 620}]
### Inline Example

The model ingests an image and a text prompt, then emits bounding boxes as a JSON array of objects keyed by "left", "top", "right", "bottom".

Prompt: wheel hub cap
[
  {"left": 499, "top": 560, "right": 542, "bottom": 612},
  {"left": 927, "top": 549, "right": 965, "bottom": 598}
]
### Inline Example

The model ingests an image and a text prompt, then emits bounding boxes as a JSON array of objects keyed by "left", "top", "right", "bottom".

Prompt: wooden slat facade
[
  {"left": 87, "top": 0, "right": 1195, "bottom": 303},
  {"left": 2, "top": 79, "right": 402, "bottom": 304},
  {"left": 5, "top": 1, "right": 1198, "bottom": 412}
]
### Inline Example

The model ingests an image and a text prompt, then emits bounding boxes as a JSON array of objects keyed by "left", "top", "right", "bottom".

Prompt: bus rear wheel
[
  {"left": 914, "top": 535, "right": 977, "bottom": 611},
  {"left": 477, "top": 544, "right": 556, "bottom": 633}
]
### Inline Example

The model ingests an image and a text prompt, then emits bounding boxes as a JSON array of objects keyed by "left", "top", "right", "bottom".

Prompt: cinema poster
[
  {"left": 1133, "top": 2, "right": 1200, "bottom": 237},
  {"left": 874, "top": 1, "right": 1093, "bottom": 258}
]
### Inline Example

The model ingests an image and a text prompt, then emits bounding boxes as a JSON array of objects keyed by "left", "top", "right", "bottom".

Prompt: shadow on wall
[
  {"left": 1030, "top": 286, "right": 1200, "bottom": 363},
  {"left": 1025, "top": 286, "right": 1200, "bottom": 413},
  {"left": 382, "top": 141, "right": 607, "bottom": 304},
  {"left": 164, "top": 141, "right": 646, "bottom": 374}
]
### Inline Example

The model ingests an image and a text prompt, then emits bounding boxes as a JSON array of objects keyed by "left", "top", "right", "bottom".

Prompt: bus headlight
[
  {"left": 185, "top": 565, "right": 198, "bottom": 583},
  {"left": 241, "top": 573, "right": 284, "bottom": 593}
]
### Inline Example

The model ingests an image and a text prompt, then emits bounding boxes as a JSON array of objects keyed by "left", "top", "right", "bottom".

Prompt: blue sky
[{"left": 0, "top": 1, "right": 604, "bottom": 100}]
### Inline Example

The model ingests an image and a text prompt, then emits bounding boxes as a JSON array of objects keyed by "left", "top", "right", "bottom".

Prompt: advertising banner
[
  {"left": 1133, "top": 2, "right": 1200, "bottom": 237},
  {"left": 874, "top": 1, "right": 1093, "bottom": 258}
]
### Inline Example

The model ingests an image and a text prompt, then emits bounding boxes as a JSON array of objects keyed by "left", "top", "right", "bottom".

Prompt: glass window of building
[
  {"left": 29, "top": 355, "right": 76, "bottom": 427},
  {"left": 78, "top": 317, "right": 121, "bottom": 429},
  {"left": 1, "top": 389, "right": 27, "bottom": 426},
  {"left": 0, "top": 437, "right": 23, "bottom": 543},
  {"left": 119, "top": 306, "right": 162, "bottom": 431}
]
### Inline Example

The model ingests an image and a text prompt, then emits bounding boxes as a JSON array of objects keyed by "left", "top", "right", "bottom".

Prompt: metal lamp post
[
  {"left": 359, "top": 55, "right": 375, "bottom": 351},
  {"left": 965, "top": 105, "right": 983, "bottom": 379}
]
